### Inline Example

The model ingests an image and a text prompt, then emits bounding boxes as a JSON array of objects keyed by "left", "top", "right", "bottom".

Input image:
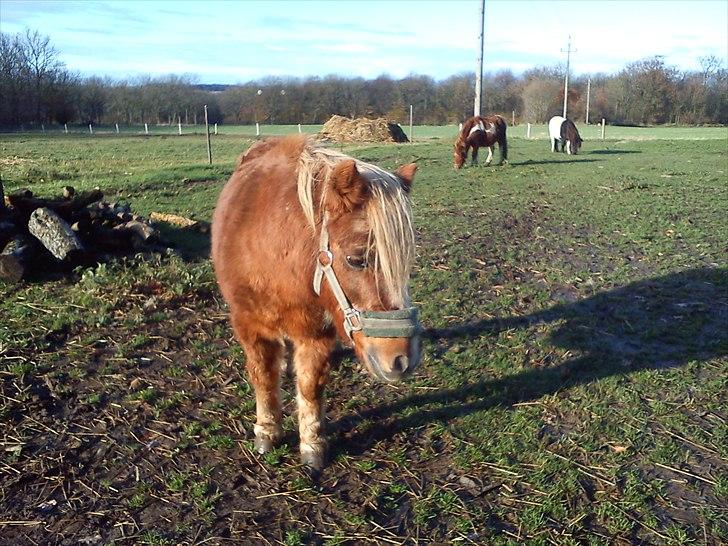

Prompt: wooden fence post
[
  {"left": 204, "top": 105, "right": 212, "bottom": 165},
  {"left": 409, "top": 104, "right": 413, "bottom": 144}
]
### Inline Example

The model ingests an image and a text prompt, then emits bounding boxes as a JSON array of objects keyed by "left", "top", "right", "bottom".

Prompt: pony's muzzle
[
  {"left": 361, "top": 323, "right": 422, "bottom": 383},
  {"left": 365, "top": 343, "right": 419, "bottom": 382}
]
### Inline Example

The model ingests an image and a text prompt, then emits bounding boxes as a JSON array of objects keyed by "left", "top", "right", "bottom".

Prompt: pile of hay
[{"left": 319, "top": 115, "right": 409, "bottom": 143}]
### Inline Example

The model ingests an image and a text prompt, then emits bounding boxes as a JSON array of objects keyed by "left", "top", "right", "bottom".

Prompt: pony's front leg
[
  {"left": 566, "top": 140, "right": 572, "bottom": 155},
  {"left": 240, "top": 336, "right": 285, "bottom": 454},
  {"left": 294, "top": 339, "right": 333, "bottom": 470},
  {"left": 551, "top": 138, "right": 557, "bottom": 152},
  {"left": 484, "top": 146, "right": 494, "bottom": 166}
]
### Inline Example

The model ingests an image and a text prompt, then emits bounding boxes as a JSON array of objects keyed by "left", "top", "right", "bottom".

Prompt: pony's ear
[
  {"left": 326, "top": 159, "right": 369, "bottom": 214},
  {"left": 395, "top": 163, "right": 417, "bottom": 192}
]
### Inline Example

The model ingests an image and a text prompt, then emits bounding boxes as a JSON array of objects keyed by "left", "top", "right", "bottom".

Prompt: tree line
[{"left": 2, "top": 29, "right": 726, "bottom": 129}]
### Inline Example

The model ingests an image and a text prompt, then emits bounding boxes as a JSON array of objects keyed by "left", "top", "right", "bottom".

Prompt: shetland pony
[
  {"left": 212, "top": 135, "right": 421, "bottom": 471},
  {"left": 454, "top": 115, "right": 508, "bottom": 169},
  {"left": 548, "top": 116, "right": 583, "bottom": 154}
]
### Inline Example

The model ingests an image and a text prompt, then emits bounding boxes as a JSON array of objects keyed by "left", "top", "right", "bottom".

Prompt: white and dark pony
[
  {"left": 454, "top": 115, "right": 508, "bottom": 169},
  {"left": 548, "top": 116, "right": 582, "bottom": 155}
]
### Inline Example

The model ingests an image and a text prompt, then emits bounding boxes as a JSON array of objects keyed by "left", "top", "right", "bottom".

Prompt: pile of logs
[{"left": 1, "top": 181, "right": 168, "bottom": 283}]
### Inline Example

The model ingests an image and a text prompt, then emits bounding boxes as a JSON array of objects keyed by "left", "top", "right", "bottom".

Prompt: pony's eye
[{"left": 345, "top": 255, "right": 368, "bottom": 270}]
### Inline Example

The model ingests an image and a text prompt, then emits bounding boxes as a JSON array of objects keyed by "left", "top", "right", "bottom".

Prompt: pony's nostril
[{"left": 392, "top": 355, "right": 408, "bottom": 374}]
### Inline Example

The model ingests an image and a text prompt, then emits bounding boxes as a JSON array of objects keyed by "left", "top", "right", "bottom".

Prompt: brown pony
[
  {"left": 454, "top": 115, "right": 508, "bottom": 169},
  {"left": 212, "top": 135, "right": 421, "bottom": 471}
]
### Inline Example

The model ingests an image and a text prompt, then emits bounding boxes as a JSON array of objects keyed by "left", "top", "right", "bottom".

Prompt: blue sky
[{"left": 2, "top": 0, "right": 726, "bottom": 84}]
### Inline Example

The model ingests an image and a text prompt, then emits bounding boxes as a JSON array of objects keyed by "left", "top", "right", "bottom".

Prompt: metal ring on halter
[{"left": 318, "top": 250, "right": 333, "bottom": 267}]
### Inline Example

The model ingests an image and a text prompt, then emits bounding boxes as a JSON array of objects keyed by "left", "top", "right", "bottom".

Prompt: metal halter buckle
[{"left": 343, "top": 308, "right": 362, "bottom": 336}]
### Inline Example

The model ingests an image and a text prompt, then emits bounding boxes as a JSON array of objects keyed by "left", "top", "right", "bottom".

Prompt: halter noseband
[{"left": 312, "top": 213, "right": 420, "bottom": 341}]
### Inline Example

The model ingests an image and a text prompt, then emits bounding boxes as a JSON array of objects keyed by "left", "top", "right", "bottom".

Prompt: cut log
[
  {"left": 90, "top": 225, "right": 135, "bottom": 251},
  {"left": 114, "top": 220, "right": 158, "bottom": 247},
  {"left": 0, "top": 179, "right": 6, "bottom": 215},
  {"left": 0, "top": 220, "right": 17, "bottom": 249},
  {"left": 0, "top": 236, "right": 35, "bottom": 283},
  {"left": 28, "top": 207, "right": 84, "bottom": 261},
  {"left": 150, "top": 211, "right": 210, "bottom": 234},
  {"left": 8, "top": 189, "right": 103, "bottom": 221}
]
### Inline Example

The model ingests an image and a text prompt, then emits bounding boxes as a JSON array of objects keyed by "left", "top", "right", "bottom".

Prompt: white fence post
[
  {"left": 115, "top": 123, "right": 119, "bottom": 134},
  {"left": 214, "top": 122, "right": 218, "bottom": 135},
  {"left": 526, "top": 123, "right": 531, "bottom": 139},
  {"left": 144, "top": 123, "right": 149, "bottom": 135},
  {"left": 601, "top": 118, "right": 605, "bottom": 140},
  {"left": 178, "top": 118, "right": 182, "bottom": 135},
  {"left": 256, "top": 122, "right": 260, "bottom": 136},
  {"left": 89, "top": 124, "right": 93, "bottom": 134},
  {"left": 64, "top": 123, "right": 68, "bottom": 134}
]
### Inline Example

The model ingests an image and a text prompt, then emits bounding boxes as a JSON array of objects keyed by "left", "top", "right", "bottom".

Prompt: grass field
[
  {"left": 1, "top": 130, "right": 727, "bottom": 545},
  {"left": 4, "top": 122, "right": 727, "bottom": 142}
]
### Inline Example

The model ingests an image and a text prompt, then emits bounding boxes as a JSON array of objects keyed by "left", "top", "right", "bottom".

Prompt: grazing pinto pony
[
  {"left": 454, "top": 115, "right": 508, "bottom": 169},
  {"left": 212, "top": 135, "right": 421, "bottom": 471},
  {"left": 548, "top": 116, "right": 583, "bottom": 154}
]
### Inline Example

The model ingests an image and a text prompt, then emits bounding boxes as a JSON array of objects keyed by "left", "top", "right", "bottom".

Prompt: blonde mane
[{"left": 297, "top": 139, "right": 414, "bottom": 307}]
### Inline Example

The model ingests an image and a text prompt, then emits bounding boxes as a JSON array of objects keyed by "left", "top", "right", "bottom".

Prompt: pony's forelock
[{"left": 297, "top": 139, "right": 414, "bottom": 307}]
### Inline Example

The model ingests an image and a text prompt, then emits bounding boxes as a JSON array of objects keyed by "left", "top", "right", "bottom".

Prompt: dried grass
[{"left": 318, "top": 115, "right": 409, "bottom": 143}]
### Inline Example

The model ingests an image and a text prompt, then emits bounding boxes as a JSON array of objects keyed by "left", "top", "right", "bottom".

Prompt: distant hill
[{"left": 195, "top": 84, "right": 232, "bottom": 92}]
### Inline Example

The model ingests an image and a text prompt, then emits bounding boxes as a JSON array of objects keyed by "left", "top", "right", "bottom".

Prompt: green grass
[
  {"left": 0, "top": 130, "right": 726, "bottom": 544},
  {"left": 2, "top": 121, "right": 726, "bottom": 141}
]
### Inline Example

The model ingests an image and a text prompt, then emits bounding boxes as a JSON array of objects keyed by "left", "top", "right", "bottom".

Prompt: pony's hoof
[
  {"left": 254, "top": 435, "right": 277, "bottom": 454},
  {"left": 300, "top": 444, "right": 327, "bottom": 471}
]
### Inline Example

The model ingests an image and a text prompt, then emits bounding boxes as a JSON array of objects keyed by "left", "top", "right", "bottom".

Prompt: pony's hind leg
[
  {"left": 471, "top": 145, "right": 478, "bottom": 166},
  {"left": 484, "top": 146, "right": 494, "bottom": 166},
  {"left": 293, "top": 338, "right": 334, "bottom": 470},
  {"left": 234, "top": 321, "right": 285, "bottom": 453}
]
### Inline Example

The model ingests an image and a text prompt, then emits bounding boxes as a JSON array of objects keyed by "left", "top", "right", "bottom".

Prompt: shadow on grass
[
  {"left": 513, "top": 158, "right": 601, "bottom": 166},
  {"left": 155, "top": 224, "right": 210, "bottom": 261},
  {"left": 18, "top": 225, "right": 212, "bottom": 285},
  {"left": 589, "top": 149, "right": 642, "bottom": 155},
  {"left": 330, "top": 267, "right": 727, "bottom": 456}
]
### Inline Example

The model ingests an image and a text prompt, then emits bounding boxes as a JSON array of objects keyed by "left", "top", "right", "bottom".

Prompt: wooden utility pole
[
  {"left": 473, "top": 0, "right": 485, "bottom": 116},
  {"left": 204, "top": 105, "right": 212, "bottom": 165},
  {"left": 561, "top": 35, "right": 576, "bottom": 118}
]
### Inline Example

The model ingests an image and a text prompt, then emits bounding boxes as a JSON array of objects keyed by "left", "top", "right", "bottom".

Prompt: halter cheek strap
[
  {"left": 313, "top": 214, "right": 363, "bottom": 339},
  {"left": 313, "top": 213, "right": 420, "bottom": 340}
]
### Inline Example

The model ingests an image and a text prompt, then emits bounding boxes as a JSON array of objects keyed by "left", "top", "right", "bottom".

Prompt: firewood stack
[{"left": 0, "top": 181, "right": 167, "bottom": 283}]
